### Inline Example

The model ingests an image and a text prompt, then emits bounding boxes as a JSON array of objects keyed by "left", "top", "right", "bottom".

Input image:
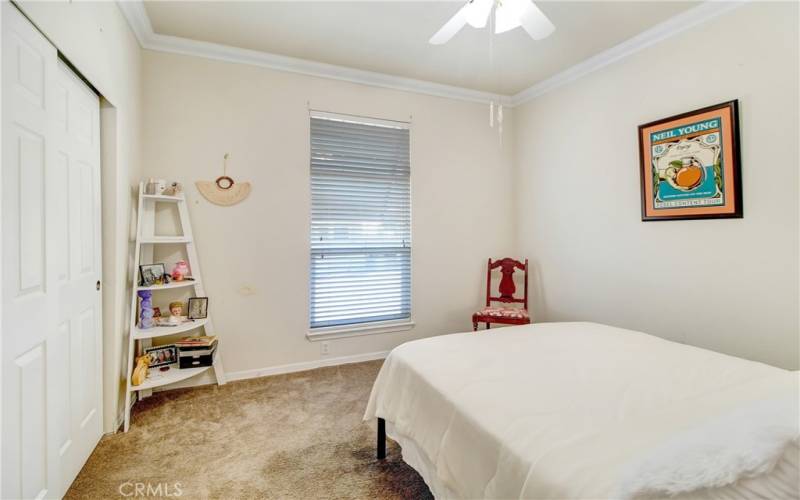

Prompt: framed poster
[{"left": 638, "top": 100, "right": 742, "bottom": 221}]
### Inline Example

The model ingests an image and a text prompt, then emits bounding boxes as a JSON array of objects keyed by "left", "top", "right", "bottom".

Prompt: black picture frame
[
  {"left": 139, "top": 263, "right": 167, "bottom": 287},
  {"left": 145, "top": 344, "right": 178, "bottom": 368},
  {"left": 637, "top": 100, "right": 742, "bottom": 221},
  {"left": 187, "top": 297, "right": 209, "bottom": 320}
]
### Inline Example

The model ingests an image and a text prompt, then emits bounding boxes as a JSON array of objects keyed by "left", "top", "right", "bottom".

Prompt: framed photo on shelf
[
  {"left": 187, "top": 297, "right": 209, "bottom": 320},
  {"left": 145, "top": 344, "right": 178, "bottom": 368},
  {"left": 638, "top": 100, "right": 742, "bottom": 221},
  {"left": 139, "top": 263, "right": 167, "bottom": 287}
]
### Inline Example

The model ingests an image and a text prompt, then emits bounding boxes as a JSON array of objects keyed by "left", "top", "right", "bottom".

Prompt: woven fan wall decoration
[{"left": 196, "top": 153, "right": 251, "bottom": 206}]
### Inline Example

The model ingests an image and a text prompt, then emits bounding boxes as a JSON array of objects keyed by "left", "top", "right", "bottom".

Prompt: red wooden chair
[{"left": 472, "top": 258, "right": 530, "bottom": 331}]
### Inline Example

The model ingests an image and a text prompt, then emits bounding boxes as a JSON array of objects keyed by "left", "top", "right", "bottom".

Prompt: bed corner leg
[{"left": 377, "top": 417, "right": 386, "bottom": 460}]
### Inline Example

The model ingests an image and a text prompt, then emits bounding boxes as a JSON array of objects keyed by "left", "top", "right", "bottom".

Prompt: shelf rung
[
  {"left": 142, "top": 194, "right": 183, "bottom": 202},
  {"left": 140, "top": 236, "right": 191, "bottom": 244},
  {"left": 129, "top": 365, "right": 211, "bottom": 392},
  {"left": 133, "top": 318, "right": 209, "bottom": 340},
  {"left": 137, "top": 279, "right": 200, "bottom": 292}
]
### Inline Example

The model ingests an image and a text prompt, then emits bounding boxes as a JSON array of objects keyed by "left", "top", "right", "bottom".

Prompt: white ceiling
[{"left": 143, "top": 1, "right": 699, "bottom": 96}]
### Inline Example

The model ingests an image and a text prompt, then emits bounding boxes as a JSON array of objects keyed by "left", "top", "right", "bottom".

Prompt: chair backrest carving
[{"left": 485, "top": 258, "right": 528, "bottom": 309}]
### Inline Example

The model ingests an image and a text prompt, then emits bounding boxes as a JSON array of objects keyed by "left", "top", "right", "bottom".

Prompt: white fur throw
[{"left": 615, "top": 398, "right": 799, "bottom": 499}]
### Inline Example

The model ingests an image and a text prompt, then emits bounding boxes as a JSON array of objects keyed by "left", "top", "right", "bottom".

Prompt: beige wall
[
  {"left": 513, "top": 2, "right": 799, "bottom": 369},
  {"left": 17, "top": 1, "right": 143, "bottom": 430},
  {"left": 141, "top": 50, "right": 515, "bottom": 377}
]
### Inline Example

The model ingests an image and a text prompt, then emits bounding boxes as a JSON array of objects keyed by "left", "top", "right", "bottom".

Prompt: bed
[{"left": 364, "top": 322, "right": 799, "bottom": 499}]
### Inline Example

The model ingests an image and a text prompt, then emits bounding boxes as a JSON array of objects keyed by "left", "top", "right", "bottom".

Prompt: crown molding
[
  {"left": 118, "top": 0, "right": 745, "bottom": 109},
  {"left": 150, "top": 32, "right": 513, "bottom": 105},
  {"left": 510, "top": 0, "right": 748, "bottom": 106},
  {"left": 116, "top": 0, "right": 511, "bottom": 106},
  {"left": 116, "top": 0, "right": 153, "bottom": 44}
]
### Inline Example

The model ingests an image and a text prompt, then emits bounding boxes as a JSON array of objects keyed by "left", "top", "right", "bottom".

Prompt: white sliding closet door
[{"left": 1, "top": 3, "right": 103, "bottom": 498}]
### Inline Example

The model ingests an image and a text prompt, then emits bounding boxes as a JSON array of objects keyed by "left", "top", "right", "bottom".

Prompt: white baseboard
[{"left": 225, "top": 350, "right": 390, "bottom": 382}]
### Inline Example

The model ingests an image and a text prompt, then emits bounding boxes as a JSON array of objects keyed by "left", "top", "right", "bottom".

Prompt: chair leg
[
  {"left": 486, "top": 323, "right": 491, "bottom": 330},
  {"left": 473, "top": 322, "right": 478, "bottom": 331}
]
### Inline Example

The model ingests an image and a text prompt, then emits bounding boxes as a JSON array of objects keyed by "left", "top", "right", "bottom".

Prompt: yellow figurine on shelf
[{"left": 131, "top": 355, "right": 150, "bottom": 386}]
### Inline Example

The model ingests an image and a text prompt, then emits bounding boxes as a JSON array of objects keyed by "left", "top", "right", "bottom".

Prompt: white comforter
[{"left": 364, "top": 322, "right": 799, "bottom": 499}]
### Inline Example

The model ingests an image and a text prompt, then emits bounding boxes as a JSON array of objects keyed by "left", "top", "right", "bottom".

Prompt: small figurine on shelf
[
  {"left": 138, "top": 290, "right": 155, "bottom": 329},
  {"left": 167, "top": 301, "right": 184, "bottom": 325},
  {"left": 162, "top": 182, "right": 183, "bottom": 196},
  {"left": 131, "top": 355, "right": 150, "bottom": 386},
  {"left": 171, "top": 260, "right": 190, "bottom": 281}
]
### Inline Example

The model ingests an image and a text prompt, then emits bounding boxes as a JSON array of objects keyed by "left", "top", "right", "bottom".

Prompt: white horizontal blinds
[{"left": 310, "top": 113, "right": 411, "bottom": 328}]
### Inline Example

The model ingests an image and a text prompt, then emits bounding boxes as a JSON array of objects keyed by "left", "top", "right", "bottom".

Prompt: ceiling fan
[{"left": 429, "top": 0, "right": 555, "bottom": 45}]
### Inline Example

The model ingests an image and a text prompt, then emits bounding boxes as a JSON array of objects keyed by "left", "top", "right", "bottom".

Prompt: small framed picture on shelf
[
  {"left": 187, "top": 297, "right": 209, "bottom": 320},
  {"left": 145, "top": 344, "right": 178, "bottom": 368},
  {"left": 139, "top": 263, "right": 167, "bottom": 287}
]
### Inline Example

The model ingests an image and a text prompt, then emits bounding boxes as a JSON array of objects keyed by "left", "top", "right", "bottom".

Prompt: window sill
[{"left": 306, "top": 320, "right": 415, "bottom": 342}]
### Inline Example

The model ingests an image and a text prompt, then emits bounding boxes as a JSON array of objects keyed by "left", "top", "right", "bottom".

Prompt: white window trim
[
  {"left": 309, "top": 109, "right": 410, "bottom": 129},
  {"left": 306, "top": 319, "right": 415, "bottom": 342},
  {"left": 308, "top": 110, "right": 412, "bottom": 332}
]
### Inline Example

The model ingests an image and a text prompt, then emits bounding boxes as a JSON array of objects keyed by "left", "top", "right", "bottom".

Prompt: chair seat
[{"left": 474, "top": 306, "right": 529, "bottom": 320}]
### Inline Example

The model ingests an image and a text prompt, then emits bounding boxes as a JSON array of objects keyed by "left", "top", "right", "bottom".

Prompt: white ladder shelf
[{"left": 123, "top": 182, "right": 226, "bottom": 431}]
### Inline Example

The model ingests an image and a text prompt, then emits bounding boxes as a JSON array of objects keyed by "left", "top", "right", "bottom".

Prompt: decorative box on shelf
[
  {"left": 176, "top": 335, "right": 218, "bottom": 369},
  {"left": 178, "top": 345, "right": 217, "bottom": 369}
]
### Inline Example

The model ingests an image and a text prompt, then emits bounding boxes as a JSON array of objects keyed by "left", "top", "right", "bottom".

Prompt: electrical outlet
[{"left": 321, "top": 342, "right": 330, "bottom": 356}]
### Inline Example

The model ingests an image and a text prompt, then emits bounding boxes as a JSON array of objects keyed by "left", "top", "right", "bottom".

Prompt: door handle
[{"left": 96, "top": 280, "right": 101, "bottom": 291}]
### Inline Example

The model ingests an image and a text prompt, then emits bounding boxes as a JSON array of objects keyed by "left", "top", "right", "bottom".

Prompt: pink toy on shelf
[{"left": 171, "top": 260, "right": 190, "bottom": 281}]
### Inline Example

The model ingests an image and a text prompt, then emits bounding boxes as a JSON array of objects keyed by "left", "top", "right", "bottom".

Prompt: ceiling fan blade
[
  {"left": 464, "top": 0, "right": 493, "bottom": 28},
  {"left": 494, "top": 0, "right": 520, "bottom": 34},
  {"left": 519, "top": 1, "right": 555, "bottom": 40},
  {"left": 429, "top": 5, "right": 469, "bottom": 45}
]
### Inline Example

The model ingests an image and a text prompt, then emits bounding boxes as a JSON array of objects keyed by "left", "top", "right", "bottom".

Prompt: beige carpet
[{"left": 66, "top": 360, "right": 431, "bottom": 499}]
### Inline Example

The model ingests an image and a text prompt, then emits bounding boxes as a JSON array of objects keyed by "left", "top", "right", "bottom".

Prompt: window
[{"left": 309, "top": 111, "right": 411, "bottom": 331}]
